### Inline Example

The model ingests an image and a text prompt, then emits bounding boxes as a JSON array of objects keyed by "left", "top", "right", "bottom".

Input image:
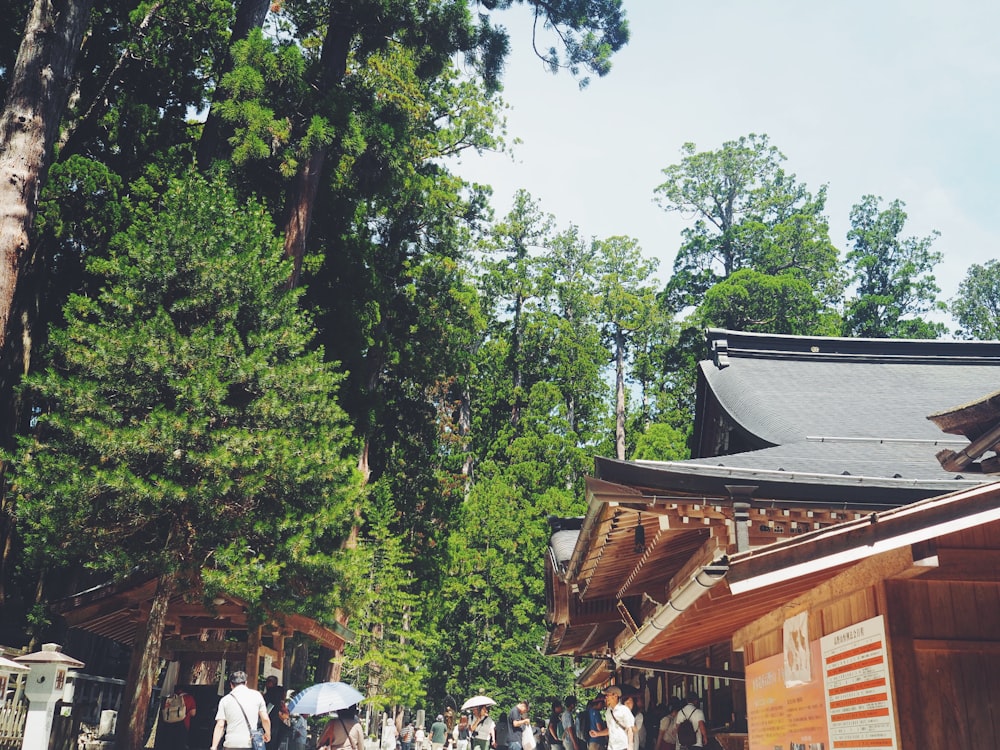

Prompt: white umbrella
[
  {"left": 461, "top": 696, "right": 497, "bottom": 711},
  {"left": 287, "top": 681, "right": 364, "bottom": 716}
]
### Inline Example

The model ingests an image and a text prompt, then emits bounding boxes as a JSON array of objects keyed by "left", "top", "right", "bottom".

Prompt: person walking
[
  {"left": 470, "top": 706, "right": 495, "bottom": 750},
  {"left": 431, "top": 714, "right": 450, "bottom": 750},
  {"left": 158, "top": 687, "right": 197, "bottom": 750},
  {"left": 316, "top": 703, "right": 365, "bottom": 750},
  {"left": 588, "top": 687, "right": 633, "bottom": 750},
  {"left": 674, "top": 694, "right": 706, "bottom": 750},
  {"left": 456, "top": 713, "right": 471, "bottom": 750},
  {"left": 654, "top": 698, "right": 681, "bottom": 750},
  {"left": 384, "top": 716, "right": 400, "bottom": 750},
  {"left": 547, "top": 701, "right": 567, "bottom": 750},
  {"left": 622, "top": 694, "right": 641, "bottom": 750},
  {"left": 401, "top": 721, "right": 417, "bottom": 750},
  {"left": 507, "top": 702, "right": 531, "bottom": 750},
  {"left": 560, "top": 697, "right": 580, "bottom": 750},
  {"left": 585, "top": 696, "right": 607, "bottom": 750},
  {"left": 288, "top": 713, "right": 308, "bottom": 750},
  {"left": 211, "top": 670, "right": 271, "bottom": 750}
]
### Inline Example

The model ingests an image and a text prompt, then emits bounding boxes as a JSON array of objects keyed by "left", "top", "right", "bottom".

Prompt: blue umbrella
[{"left": 287, "top": 681, "right": 364, "bottom": 716}]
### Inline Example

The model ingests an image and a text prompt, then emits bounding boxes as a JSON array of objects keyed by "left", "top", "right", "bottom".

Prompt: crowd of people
[
  {"left": 388, "top": 687, "right": 711, "bottom": 750},
  {"left": 176, "top": 671, "right": 710, "bottom": 750}
]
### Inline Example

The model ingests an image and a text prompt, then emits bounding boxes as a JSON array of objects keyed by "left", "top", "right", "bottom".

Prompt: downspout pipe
[{"left": 614, "top": 561, "right": 729, "bottom": 667}]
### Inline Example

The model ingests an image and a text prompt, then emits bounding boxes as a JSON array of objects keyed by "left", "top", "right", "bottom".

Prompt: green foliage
[
  {"left": 631, "top": 423, "right": 688, "bottom": 461},
  {"left": 952, "top": 260, "right": 1000, "bottom": 340},
  {"left": 10, "top": 172, "right": 363, "bottom": 620},
  {"left": 343, "top": 516, "right": 436, "bottom": 710},
  {"left": 215, "top": 30, "right": 308, "bottom": 171},
  {"left": 842, "top": 195, "right": 946, "bottom": 339},
  {"left": 470, "top": 0, "right": 629, "bottom": 89},
  {"left": 4, "top": 0, "right": 636, "bottom": 722},
  {"left": 654, "top": 134, "right": 843, "bottom": 312},
  {"left": 699, "top": 268, "right": 841, "bottom": 335}
]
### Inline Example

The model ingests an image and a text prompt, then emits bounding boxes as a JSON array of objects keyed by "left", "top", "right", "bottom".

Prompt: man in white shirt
[
  {"left": 211, "top": 670, "right": 271, "bottom": 750},
  {"left": 589, "top": 687, "right": 633, "bottom": 750}
]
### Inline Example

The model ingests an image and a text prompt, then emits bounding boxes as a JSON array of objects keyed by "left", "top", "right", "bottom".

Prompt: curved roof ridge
[{"left": 707, "top": 328, "right": 1000, "bottom": 366}]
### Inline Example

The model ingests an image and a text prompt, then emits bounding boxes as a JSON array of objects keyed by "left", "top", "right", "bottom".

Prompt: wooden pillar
[
  {"left": 246, "top": 624, "right": 262, "bottom": 687},
  {"left": 272, "top": 628, "right": 286, "bottom": 669}
]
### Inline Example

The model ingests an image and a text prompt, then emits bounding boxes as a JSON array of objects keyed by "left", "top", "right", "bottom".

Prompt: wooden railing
[{"left": 0, "top": 700, "right": 27, "bottom": 750}]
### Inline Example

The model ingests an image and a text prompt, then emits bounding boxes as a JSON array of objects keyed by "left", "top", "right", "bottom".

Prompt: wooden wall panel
[
  {"left": 885, "top": 577, "right": 1000, "bottom": 748},
  {"left": 817, "top": 588, "right": 879, "bottom": 639},
  {"left": 909, "top": 649, "right": 1000, "bottom": 748},
  {"left": 891, "top": 580, "right": 1000, "bottom": 641}
]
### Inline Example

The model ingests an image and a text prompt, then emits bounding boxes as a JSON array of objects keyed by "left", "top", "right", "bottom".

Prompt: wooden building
[
  {"left": 545, "top": 330, "right": 1000, "bottom": 749},
  {"left": 51, "top": 574, "right": 354, "bottom": 747}
]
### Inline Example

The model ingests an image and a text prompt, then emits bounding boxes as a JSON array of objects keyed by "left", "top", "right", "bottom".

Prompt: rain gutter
[{"left": 613, "top": 561, "right": 729, "bottom": 667}]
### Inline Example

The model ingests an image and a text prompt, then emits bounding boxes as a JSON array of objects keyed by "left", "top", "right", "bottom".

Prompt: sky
[{"left": 450, "top": 0, "right": 1000, "bottom": 331}]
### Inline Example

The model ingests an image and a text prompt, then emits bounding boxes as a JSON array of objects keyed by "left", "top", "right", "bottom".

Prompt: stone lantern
[{"left": 14, "top": 643, "right": 85, "bottom": 750}]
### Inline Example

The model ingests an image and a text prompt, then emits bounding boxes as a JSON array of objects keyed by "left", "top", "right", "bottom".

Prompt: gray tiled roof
[
  {"left": 686, "top": 439, "right": 973, "bottom": 482},
  {"left": 550, "top": 529, "right": 580, "bottom": 569},
  {"left": 590, "top": 332, "right": 1000, "bottom": 509},
  {"left": 702, "top": 329, "right": 1000, "bottom": 445}
]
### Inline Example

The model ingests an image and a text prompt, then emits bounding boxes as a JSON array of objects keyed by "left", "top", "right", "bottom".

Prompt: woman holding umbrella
[{"left": 469, "top": 705, "right": 495, "bottom": 750}]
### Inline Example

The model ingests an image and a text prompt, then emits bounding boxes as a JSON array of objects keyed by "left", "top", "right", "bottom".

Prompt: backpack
[
  {"left": 576, "top": 708, "right": 589, "bottom": 740},
  {"left": 162, "top": 692, "right": 187, "bottom": 724},
  {"left": 675, "top": 707, "right": 696, "bottom": 748}
]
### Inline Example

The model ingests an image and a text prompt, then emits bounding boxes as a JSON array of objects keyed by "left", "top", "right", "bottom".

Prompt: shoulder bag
[{"left": 229, "top": 693, "right": 266, "bottom": 750}]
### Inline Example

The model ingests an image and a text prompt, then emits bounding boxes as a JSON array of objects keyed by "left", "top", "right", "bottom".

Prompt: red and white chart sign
[{"left": 820, "top": 615, "right": 898, "bottom": 750}]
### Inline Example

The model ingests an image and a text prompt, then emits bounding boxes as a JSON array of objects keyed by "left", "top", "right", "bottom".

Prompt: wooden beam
[
  {"left": 175, "top": 617, "right": 248, "bottom": 633},
  {"left": 246, "top": 625, "right": 262, "bottom": 686},
  {"left": 913, "top": 638, "right": 1000, "bottom": 653},
  {"left": 61, "top": 598, "right": 145, "bottom": 626},
  {"left": 623, "top": 659, "right": 745, "bottom": 681},
  {"left": 667, "top": 534, "right": 724, "bottom": 595},
  {"left": 169, "top": 604, "right": 245, "bottom": 618},
  {"left": 936, "top": 420, "right": 1000, "bottom": 471},
  {"left": 160, "top": 639, "right": 248, "bottom": 656},
  {"left": 924, "top": 547, "right": 1000, "bottom": 581},
  {"left": 732, "top": 545, "right": 924, "bottom": 650},
  {"left": 56, "top": 578, "right": 159, "bottom": 623}
]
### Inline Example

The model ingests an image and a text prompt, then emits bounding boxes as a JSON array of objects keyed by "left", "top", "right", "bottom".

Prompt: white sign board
[{"left": 820, "top": 615, "right": 898, "bottom": 749}]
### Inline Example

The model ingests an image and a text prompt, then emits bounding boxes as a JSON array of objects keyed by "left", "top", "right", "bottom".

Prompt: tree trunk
[
  {"left": 0, "top": 0, "right": 93, "bottom": 353},
  {"left": 0, "top": 0, "right": 93, "bottom": 604},
  {"left": 510, "top": 291, "right": 524, "bottom": 426},
  {"left": 117, "top": 571, "right": 177, "bottom": 750},
  {"left": 459, "top": 385, "right": 473, "bottom": 489},
  {"left": 615, "top": 326, "right": 626, "bottom": 460},
  {"left": 281, "top": 19, "right": 351, "bottom": 286},
  {"left": 58, "top": 0, "right": 163, "bottom": 157}
]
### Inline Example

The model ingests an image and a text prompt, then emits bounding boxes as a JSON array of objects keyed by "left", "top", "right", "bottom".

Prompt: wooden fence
[{"left": 0, "top": 700, "right": 27, "bottom": 750}]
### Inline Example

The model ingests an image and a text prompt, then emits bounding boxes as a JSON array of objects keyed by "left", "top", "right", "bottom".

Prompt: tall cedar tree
[
  {"left": 595, "top": 235, "right": 658, "bottom": 460},
  {"left": 953, "top": 260, "right": 1000, "bottom": 340},
  {"left": 653, "top": 134, "right": 843, "bottom": 434},
  {"left": 654, "top": 133, "right": 842, "bottom": 314},
  {"left": 8, "top": 173, "right": 362, "bottom": 750},
  {"left": 842, "top": 195, "right": 946, "bottom": 338}
]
